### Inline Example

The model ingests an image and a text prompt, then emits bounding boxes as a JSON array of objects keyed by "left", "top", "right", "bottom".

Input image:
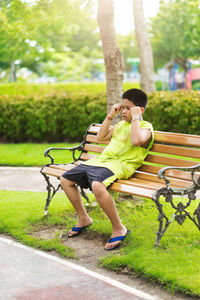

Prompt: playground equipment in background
[
  {"left": 168, "top": 62, "right": 200, "bottom": 90},
  {"left": 186, "top": 68, "right": 200, "bottom": 90}
]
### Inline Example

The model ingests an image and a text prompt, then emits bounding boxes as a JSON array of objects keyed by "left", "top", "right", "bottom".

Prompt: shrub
[
  {"left": 145, "top": 90, "right": 200, "bottom": 135},
  {"left": 0, "top": 92, "right": 106, "bottom": 142},
  {"left": 0, "top": 86, "right": 199, "bottom": 142}
]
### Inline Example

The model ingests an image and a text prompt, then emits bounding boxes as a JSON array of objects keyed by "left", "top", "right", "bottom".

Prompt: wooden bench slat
[
  {"left": 151, "top": 143, "right": 200, "bottom": 159},
  {"left": 85, "top": 134, "right": 109, "bottom": 145},
  {"left": 41, "top": 166, "right": 64, "bottom": 178},
  {"left": 154, "top": 131, "right": 200, "bottom": 147},
  {"left": 133, "top": 171, "right": 192, "bottom": 187},
  {"left": 146, "top": 154, "right": 199, "bottom": 167},
  {"left": 117, "top": 177, "right": 188, "bottom": 190},
  {"left": 138, "top": 164, "right": 161, "bottom": 174},
  {"left": 83, "top": 143, "right": 105, "bottom": 153},
  {"left": 80, "top": 152, "right": 98, "bottom": 160},
  {"left": 109, "top": 182, "right": 154, "bottom": 199},
  {"left": 138, "top": 164, "right": 199, "bottom": 182},
  {"left": 49, "top": 164, "right": 75, "bottom": 171},
  {"left": 88, "top": 125, "right": 101, "bottom": 134},
  {"left": 117, "top": 178, "right": 163, "bottom": 190}
]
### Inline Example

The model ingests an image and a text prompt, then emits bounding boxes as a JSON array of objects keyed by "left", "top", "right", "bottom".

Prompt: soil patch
[{"left": 31, "top": 226, "right": 63, "bottom": 240}]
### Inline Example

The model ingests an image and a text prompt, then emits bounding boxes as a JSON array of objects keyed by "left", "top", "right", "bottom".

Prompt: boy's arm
[
  {"left": 130, "top": 106, "right": 152, "bottom": 147},
  {"left": 97, "top": 103, "right": 122, "bottom": 142}
]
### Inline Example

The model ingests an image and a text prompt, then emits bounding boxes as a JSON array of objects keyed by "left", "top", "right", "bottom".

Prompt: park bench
[{"left": 40, "top": 123, "right": 200, "bottom": 246}]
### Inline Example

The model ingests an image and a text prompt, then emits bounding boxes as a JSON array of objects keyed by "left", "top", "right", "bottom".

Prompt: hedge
[
  {"left": 0, "top": 92, "right": 106, "bottom": 142},
  {"left": 145, "top": 90, "right": 200, "bottom": 134},
  {"left": 0, "top": 89, "right": 199, "bottom": 142}
]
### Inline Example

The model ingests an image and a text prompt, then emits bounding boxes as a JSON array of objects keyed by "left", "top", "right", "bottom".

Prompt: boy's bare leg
[
  {"left": 92, "top": 181, "right": 127, "bottom": 250},
  {"left": 60, "top": 177, "right": 93, "bottom": 237}
]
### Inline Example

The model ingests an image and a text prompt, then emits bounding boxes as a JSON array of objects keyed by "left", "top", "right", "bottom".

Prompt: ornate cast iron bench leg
[
  {"left": 153, "top": 188, "right": 172, "bottom": 247},
  {"left": 153, "top": 184, "right": 200, "bottom": 247},
  {"left": 42, "top": 173, "right": 61, "bottom": 215}
]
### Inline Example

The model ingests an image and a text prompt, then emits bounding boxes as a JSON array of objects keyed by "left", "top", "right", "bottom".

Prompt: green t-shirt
[{"left": 83, "top": 120, "right": 154, "bottom": 180}]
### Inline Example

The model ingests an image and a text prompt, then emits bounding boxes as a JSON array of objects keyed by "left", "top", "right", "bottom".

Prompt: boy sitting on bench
[{"left": 61, "top": 88, "right": 154, "bottom": 250}]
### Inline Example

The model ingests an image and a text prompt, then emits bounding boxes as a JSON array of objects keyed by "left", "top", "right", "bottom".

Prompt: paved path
[
  {"left": 0, "top": 237, "right": 159, "bottom": 300},
  {"left": 0, "top": 166, "right": 47, "bottom": 192}
]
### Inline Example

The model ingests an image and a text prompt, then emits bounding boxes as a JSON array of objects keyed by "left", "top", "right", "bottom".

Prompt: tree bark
[
  {"left": 97, "top": 0, "right": 124, "bottom": 124},
  {"left": 133, "top": 0, "right": 155, "bottom": 93},
  {"left": 10, "top": 61, "right": 16, "bottom": 82}
]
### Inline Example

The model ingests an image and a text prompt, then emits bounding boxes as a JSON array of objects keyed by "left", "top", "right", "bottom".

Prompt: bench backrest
[{"left": 78, "top": 124, "right": 200, "bottom": 185}]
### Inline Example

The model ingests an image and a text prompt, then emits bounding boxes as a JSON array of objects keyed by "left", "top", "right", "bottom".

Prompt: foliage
[
  {"left": 0, "top": 0, "right": 42, "bottom": 70},
  {"left": 0, "top": 91, "right": 107, "bottom": 142},
  {"left": 150, "top": 0, "right": 200, "bottom": 70},
  {"left": 0, "top": 0, "right": 102, "bottom": 81},
  {"left": 41, "top": 52, "right": 104, "bottom": 82},
  {"left": 0, "top": 84, "right": 199, "bottom": 142},
  {"left": 117, "top": 32, "right": 139, "bottom": 72},
  {"left": 0, "top": 190, "right": 200, "bottom": 296},
  {"left": 145, "top": 90, "right": 200, "bottom": 134}
]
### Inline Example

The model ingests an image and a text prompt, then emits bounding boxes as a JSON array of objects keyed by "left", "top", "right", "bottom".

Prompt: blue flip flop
[
  {"left": 105, "top": 230, "right": 131, "bottom": 251},
  {"left": 66, "top": 225, "right": 90, "bottom": 238}
]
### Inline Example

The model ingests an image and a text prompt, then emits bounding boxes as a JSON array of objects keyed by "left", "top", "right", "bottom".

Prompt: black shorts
[{"left": 61, "top": 164, "right": 116, "bottom": 190}]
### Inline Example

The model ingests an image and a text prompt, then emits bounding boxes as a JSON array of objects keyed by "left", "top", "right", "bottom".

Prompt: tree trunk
[
  {"left": 133, "top": 0, "right": 155, "bottom": 93},
  {"left": 176, "top": 58, "right": 188, "bottom": 87},
  {"left": 10, "top": 61, "right": 16, "bottom": 82},
  {"left": 97, "top": 0, "right": 124, "bottom": 124}
]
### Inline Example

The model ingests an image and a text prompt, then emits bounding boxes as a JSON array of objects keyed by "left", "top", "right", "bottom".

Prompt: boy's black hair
[{"left": 122, "top": 88, "right": 147, "bottom": 108}]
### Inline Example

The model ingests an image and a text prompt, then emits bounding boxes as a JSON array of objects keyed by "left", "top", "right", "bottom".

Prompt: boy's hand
[
  {"left": 109, "top": 103, "right": 122, "bottom": 119},
  {"left": 131, "top": 106, "right": 142, "bottom": 120}
]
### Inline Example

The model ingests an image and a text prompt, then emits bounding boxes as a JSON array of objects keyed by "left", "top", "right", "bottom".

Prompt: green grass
[
  {"left": 0, "top": 190, "right": 200, "bottom": 297},
  {"left": 0, "top": 143, "right": 79, "bottom": 166}
]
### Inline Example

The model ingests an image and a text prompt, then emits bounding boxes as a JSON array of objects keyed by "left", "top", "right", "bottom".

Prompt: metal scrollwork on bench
[
  {"left": 152, "top": 164, "right": 200, "bottom": 247},
  {"left": 42, "top": 173, "right": 61, "bottom": 215},
  {"left": 44, "top": 142, "right": 85, "bottom": 165}
]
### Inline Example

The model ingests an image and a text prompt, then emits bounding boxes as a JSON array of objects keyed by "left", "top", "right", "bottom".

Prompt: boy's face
[{"left": 121, "top": 99, "right": 143, "bottom": 123}]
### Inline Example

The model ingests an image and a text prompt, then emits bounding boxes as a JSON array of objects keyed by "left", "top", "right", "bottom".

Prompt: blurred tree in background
[
  {"left": 0, "top": 0, "right": 103, "bottom": 81},
  {"left": 151, "top": 0, "right": 200, "bottom": 76},
  {"left": 133, "top": 0, "right": 155, "bottom": 92},
  {"left": 0, "top": 0, "right": 200, "bottom": 83}
]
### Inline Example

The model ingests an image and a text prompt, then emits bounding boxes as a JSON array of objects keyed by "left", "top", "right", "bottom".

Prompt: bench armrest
[
  {"left": 44, "top": 141, "right": 85, "bottom": 164},
  {"left": 43, "top": 123, "right": 97, "bottom": 164},
  {"left": 158, "top": 163, "right": 200, "bottom": 190}
]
